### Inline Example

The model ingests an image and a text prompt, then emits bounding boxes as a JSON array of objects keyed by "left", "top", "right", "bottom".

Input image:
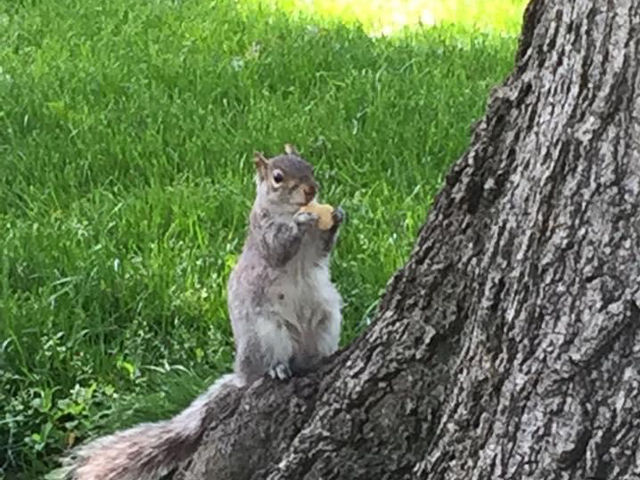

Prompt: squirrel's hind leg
[
  {"left": 234, "top": 315, "right": 294, "bottom": 382},
  {"left": 267, "top": 362, "right": 292, "bottom": 380}
]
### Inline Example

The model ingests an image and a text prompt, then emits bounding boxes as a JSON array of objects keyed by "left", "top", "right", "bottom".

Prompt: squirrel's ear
[
  {"left": 284, "top": 143, "right": 299, "bottom": 156},
  {"left": 253, "top": 152, "right": 269, "bottom": 180}
]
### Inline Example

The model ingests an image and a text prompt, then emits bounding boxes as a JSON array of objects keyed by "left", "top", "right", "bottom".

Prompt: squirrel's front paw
[
  {"left": 267, "top": 362, "right": 292, "bottom": 381},
  {"left": 332, "top": 206, "right": 345, "bottom": 226},
  {"left": 294, "top": 211, "right": 319, "bottom": 230}
]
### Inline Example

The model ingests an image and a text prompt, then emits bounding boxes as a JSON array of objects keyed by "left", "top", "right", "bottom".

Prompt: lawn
[{"left": 0, "top": 0, "right": 525, "bottom": 477}]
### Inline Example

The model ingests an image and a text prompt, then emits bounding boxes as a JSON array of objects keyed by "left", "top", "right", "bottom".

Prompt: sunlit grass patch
[{"left": 259, "top": 0, "right": 526, "bottom": 35}]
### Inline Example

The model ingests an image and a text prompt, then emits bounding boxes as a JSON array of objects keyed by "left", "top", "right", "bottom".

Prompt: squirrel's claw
[
  {"left": 268, "top": 362, "right": 292, "bottom": 380},
  {"left": 294, "top": 211, "right": 319, "bottom": 229},
  {"left": 332, "top": 206, "right": 345, "bottom": 226}
]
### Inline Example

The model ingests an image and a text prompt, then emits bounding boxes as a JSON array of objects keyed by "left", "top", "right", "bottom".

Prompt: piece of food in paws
[{"left": 299, "top": 201, "right": 335, "bottom": 230}]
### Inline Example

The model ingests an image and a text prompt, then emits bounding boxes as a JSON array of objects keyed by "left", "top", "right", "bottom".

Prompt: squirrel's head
[{"left": 253, "top": 144, "right": 319, "bottom": 215}]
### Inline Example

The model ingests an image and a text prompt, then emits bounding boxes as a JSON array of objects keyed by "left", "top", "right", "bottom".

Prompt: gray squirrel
[{"left": 62, "top": 145, "right": 344, "bottom": 480}]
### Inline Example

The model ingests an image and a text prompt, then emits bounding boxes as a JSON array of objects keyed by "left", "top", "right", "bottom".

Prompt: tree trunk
[{"left": 175, "top": 0, "right": 640, "bottom": 478}]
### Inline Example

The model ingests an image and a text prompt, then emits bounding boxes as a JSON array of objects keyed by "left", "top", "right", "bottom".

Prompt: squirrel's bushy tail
[{"left": 62, "top": 373, "right": 241, "bottom": 480}]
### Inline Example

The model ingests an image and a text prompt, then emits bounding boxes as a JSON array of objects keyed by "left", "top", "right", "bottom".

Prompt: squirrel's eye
[{"left": 272, "top": 170, "right": 284, "bottom": 184}]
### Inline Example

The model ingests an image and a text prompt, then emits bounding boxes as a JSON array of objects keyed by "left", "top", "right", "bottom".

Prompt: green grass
[
  {"left": 0, "top": 0, "right": 524, "bottom": 477},
  {"left": 271, "top": 0, "right": 525, "bottom": 34}
]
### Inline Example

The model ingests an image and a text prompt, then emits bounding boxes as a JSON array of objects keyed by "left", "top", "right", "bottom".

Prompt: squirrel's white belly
[{"left": 268, "top": 257, "right": 342, "bottom": 357}]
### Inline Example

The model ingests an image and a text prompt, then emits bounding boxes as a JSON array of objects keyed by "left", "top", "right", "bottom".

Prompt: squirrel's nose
[{"left": 304, "top": 185, "right": 316, "bottom": 203}]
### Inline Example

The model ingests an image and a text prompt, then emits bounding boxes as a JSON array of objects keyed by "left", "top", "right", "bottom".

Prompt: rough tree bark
[{"left": 174, "top": 0, "right": 640, "bottom": 478}]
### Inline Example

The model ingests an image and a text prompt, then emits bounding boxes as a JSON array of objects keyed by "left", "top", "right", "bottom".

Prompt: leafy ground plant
[{"left": 0, "top": 0, "right": 524, "bottom": 477}]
